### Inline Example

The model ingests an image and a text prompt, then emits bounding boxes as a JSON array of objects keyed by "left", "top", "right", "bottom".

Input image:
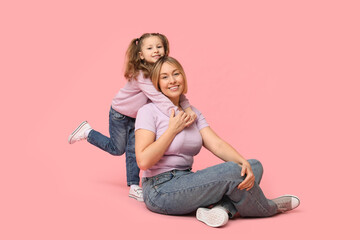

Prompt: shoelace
[
  {"left": 134, "top": 188, "right": 143, "bottom": 194},
  {"left": 275, "top": 200, "right": 291, "bottom": 212}
]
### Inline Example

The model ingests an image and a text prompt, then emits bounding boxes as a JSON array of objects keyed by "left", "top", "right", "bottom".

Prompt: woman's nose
[{"left": 169, "top": 76, "right": 176, "bottom": 83}]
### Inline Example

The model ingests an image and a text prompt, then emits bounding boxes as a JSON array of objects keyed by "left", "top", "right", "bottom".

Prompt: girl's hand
[
  {"left": 168, "top": 109, "right": 190, "bottom": 134},
  {"left": 237, "top": 161, "right": 255, "bottom": 191},
  {"left": 184, "top": 108, "right": 197, "bottom": 127}
]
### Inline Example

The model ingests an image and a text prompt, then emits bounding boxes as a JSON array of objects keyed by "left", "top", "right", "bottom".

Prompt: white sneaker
[
  {"left": 68, "top": 121, "right": 92, "bottom": 144},
  {"left": 272, "top": 195, "right": 300, "bottom": 213},
  {"left": 196, "top": 206, "right": 229, "bottom": 227},
  {"left": 129, "top": 185, "right": 144, "bottom": 202}
]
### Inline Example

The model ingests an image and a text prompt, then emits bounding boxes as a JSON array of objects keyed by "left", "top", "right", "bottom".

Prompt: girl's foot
[
  {"left": 196, "top": 206, "right": 229, "bottom": 227},
  {"left": 271, "top": 195, "right": 300, "bottom": 213},
  {"left": 68, "top": 121, "right": 92, "bottom": 144},
  {"left": 129, "top": 185, "right": 144, "bottom": 202}
]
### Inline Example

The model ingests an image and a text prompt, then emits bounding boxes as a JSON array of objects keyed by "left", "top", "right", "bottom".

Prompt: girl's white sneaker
[
  {"left": 68, "top": 121, "right": 92, "bottom": 144},
  {"left": 129, "top": 185, "right": 144, "bottom": 202}
]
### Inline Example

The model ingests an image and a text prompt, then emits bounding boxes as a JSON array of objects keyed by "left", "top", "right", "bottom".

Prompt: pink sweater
[{"left": 111, "top": 71, "right": 190, "bottom": 118}]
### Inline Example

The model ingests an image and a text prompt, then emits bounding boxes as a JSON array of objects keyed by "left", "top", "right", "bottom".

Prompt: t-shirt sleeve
[
  {"left": 135, "top": 104, "right": 156, "bottom": 133},
  {"left": 192, "top": 106, "right": 209, "bottom": 130},
  {"left": 179, "top": 94, "right": 191, "bottom": 109},
  {"left": 137, "top": 72, "right": 178, "bottom": 117}
]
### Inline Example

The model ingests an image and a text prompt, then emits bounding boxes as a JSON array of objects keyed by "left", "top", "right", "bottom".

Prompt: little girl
[{"left": 68, "top": 33, "right": 196, "bottom": 201}]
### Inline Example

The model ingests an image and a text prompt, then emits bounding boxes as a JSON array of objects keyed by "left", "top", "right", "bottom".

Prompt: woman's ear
[{"left": 139, "top": 52, "right": 144, "bottom": 60}]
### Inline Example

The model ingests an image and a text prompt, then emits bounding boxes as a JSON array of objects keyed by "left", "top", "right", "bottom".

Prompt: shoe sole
[
  {"left": 68, "top": 121, "right": 88, "bottom": 144},
  {"left": 128, "top": 194, "right": 144, "bottom": 202},
  {"left": 196, "top": 208, "right": 229, "bottom": 227}
]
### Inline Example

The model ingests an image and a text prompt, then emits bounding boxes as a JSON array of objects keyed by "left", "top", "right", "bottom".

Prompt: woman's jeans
[
  {"left": 87, "top": 107, "right": 140, "bottom": 186},
  {"left": 142, "top": 159, "right": 277, "bottom": 218}
]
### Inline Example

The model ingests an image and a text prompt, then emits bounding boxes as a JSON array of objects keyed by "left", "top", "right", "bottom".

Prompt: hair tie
[{"left": 135, "top": 38, "right": 140, "bottom": 45}]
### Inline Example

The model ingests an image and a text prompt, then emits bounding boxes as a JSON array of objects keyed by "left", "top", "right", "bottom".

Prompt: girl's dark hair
[{"left": 124, "top": 33, "right": 170, "bottom": 80}]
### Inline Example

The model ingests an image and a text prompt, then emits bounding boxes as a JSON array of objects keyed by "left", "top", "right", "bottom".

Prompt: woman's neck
[{"left": 169, "top": 96, "right": 180, "bottom": 107}]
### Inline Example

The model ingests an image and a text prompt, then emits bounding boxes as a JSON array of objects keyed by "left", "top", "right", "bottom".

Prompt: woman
[{"left": 135, "top": 57, "right": 300, "bottom": 227}]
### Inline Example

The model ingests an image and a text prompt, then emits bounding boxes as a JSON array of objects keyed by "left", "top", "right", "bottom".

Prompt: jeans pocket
[
  {"left": 153, "top": 175, "right": 173, "bottom": 190},
  {"left": 112, "top": 110, "right": 126, "bottom": 121}
]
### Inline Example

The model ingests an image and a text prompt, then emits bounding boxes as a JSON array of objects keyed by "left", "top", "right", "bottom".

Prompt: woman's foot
[
  {"left": 68, "top": 121, "right": 92, "bottom": 144},
  {"left": 129, "top": 185, "right": 144, "bottom": 202},
  {"left": 196, "top": 206, "right": 229, "bottom": 227},
  {"left": 271, "top": 195, "right": 300, "bottom": 213}
]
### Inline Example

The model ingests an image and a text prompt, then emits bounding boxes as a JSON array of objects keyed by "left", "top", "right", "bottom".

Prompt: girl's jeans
[
  {"left": 87, "top": 107, "right": 140, "bottom": 186},
  {"left": 142, "top": 159, "right": 277, "bottom": 217}
]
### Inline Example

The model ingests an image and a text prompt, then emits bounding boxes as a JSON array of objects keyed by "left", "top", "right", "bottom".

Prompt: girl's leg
[
  {"left": 125, "top": 118, "right": 140, "bottom": 186},
  {"left": 87, "top": 107, "right": 127, "bottom": 155},
  {"left": 143, "top": 161, "right": 277, "bottom": 217}
]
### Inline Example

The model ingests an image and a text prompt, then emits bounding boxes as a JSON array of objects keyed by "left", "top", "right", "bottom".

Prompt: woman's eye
[
  {"left": 174, "top": 72, "right": 180, "bottom": 76},
  {"left": 161, "top": 76, "right": 168, "bottom": 79}
]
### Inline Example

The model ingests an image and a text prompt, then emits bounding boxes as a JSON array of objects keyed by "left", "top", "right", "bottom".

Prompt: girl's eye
[
  {"left": 157, "top": 46, "right": 163, "bottom": 48},
  {"left": 147, "top": 48, "right": 152, "bottom": 50}
]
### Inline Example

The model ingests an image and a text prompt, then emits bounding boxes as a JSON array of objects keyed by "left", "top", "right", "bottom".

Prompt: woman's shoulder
[
  {"left": 138, "top": 102, "right": 157, "bottom": 114},
  {"left": 189, "top": 105, "right": 203, "bottom": 117}
]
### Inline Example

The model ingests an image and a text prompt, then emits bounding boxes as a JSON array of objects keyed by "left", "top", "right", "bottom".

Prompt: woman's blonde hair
[
  {"left": 124, "top": 33, "right": 170, "bottom": 80},
  {"left": 150, "top": 56, "right": 188, "bottom": 94}
]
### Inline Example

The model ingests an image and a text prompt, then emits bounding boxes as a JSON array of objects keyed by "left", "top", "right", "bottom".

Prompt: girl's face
[
  {"left": 139, "top": 36, "right": 165, "bottom": 64},
  {"left": 158, "top": 62, "right": 184, "bottom": 105}
]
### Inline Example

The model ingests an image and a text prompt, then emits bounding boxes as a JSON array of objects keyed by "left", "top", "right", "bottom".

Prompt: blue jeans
[
  {"left": 87, "top": 107, "right": 140, "bottom": 186},
  {"left": 142, "top": 159, "right": 277, "bottom": 218}
]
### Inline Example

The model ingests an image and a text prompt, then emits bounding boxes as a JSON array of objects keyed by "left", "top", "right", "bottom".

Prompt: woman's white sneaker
[
  {"left": 272, "top": 195, "right": 300, "bottom": 213},
  {"left": 196, "top": 206, "right": 229, "bottom": 227},
  {"left": 68, "top": 121, "right": 92, "bottom": 144}
]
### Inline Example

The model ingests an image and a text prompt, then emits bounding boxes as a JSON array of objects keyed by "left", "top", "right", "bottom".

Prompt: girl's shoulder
[{"left": 130, "top": 70, "right": 150, "bottom": 82}]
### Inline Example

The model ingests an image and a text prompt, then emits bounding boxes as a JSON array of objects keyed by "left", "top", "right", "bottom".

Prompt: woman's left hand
[{"left": 237, "top": 161, "right": 255, "bottom": 191}]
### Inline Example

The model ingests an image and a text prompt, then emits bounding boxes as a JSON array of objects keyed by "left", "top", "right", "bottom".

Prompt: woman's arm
[
  {"left": 135, "top": 110, "right": 190, "bottom": 170},
  {"left": 199, "top": 126, "right": 255, "bottom": 191}
]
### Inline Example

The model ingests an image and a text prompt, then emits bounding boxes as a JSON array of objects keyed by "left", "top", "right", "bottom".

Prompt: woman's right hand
[{"left": 168, "top": 109, "right": 190, "bottom": 134}]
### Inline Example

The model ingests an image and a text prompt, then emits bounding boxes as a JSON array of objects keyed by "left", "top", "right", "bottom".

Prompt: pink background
[{"left": 1, "top": 0, "right": 359, "bottom": 239}]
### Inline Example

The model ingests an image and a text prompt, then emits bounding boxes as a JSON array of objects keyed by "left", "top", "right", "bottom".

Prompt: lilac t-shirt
[
  {"left": 111, "top": 71, "right": 190, "bottom": 118},
  {"left": 135, "top": 103, "right": 209, "bottom": 177}
]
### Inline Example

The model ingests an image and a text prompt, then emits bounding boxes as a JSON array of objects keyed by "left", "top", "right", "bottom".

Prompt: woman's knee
[
  {"left": 248, "top": 159, "right": 263, "bottom": 171},
  {"left": 247, "top": 159, "right": 264, "bottom": 183},
  {"left": 219, "top": 162, "right": 243, "bottom": 179}
]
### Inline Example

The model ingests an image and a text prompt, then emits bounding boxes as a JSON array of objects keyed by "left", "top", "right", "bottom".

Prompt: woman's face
[
  {"left": 159, "top": 62, "right": 184, "bottom": 103},
  {"left": 139, "top": 36, "right": 165, "bottom": 64}
]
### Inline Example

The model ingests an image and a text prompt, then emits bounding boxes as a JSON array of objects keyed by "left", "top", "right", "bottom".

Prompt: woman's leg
[
  {"left": 217, "top": 159, "right": 264, "bottom": 217},
  {"left": 87, "top": 107, "right": 128, "bottom": 155},
  {"left": 142, "top": 161, "right": 277, "bottom": 217}
]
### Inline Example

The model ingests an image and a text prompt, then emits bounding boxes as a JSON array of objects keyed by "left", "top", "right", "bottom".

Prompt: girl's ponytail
[{"left": 124, "top": 38, "right": 141, "bottom": 80}]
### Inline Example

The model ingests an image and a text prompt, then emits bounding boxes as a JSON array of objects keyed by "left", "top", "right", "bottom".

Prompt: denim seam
[
  {"left": 147, "top": 191, "right": 168, "bottom": 214},
  {"left": 247, "top": 190, "right": 272, "bottom": 216},
  {"left": 159, "top": 179, "right": 239, "bottom": 195}
]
